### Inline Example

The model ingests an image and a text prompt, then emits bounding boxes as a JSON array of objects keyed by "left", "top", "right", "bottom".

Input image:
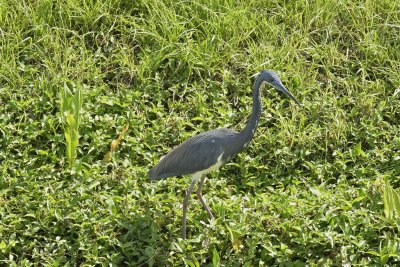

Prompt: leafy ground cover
[{"left": 1, "top": 0, "right": 400, "bottom": 265}]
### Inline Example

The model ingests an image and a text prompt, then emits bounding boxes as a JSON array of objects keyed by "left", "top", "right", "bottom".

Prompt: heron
[{"left": 149, "top": 70, "right": 301, "bottom": 239}]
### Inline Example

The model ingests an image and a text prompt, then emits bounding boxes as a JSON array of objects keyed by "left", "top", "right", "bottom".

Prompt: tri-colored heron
[{"left": 149, "top": 70, "right": 301, "bottom": 239}]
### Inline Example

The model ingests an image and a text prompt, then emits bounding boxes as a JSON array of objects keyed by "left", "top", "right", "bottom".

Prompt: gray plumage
[
  {"left": 149, "top": 70, "right": 301, "bottom": 180},
  {"left": 148, "top": 70, "right": 301, "bottom": 239},
  {"left": 149, "top": 129, "right": 234, "bottom": 179}
]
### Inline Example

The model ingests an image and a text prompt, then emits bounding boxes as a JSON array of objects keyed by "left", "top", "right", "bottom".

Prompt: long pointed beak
[{"left": 273, "top": 82, "right": 302, "bottom": 106}]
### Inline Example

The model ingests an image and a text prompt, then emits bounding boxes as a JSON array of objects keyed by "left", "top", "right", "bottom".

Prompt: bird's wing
[{"left": 149, "top": 129, "right": 235, "bottom": 180}]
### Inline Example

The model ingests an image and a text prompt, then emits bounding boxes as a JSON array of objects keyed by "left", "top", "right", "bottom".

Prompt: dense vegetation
[{"left": 1, "top": 0, "right": 399, "bottom": 265}]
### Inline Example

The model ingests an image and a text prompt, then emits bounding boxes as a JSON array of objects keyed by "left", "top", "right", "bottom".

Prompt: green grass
[{"left": 1, "top": 0, "right": 400, "bottom": 265}]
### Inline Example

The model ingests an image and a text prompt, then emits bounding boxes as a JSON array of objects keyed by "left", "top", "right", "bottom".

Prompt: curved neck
[{"left": 239, "top": 78, "right": 265, "bottom": 142}]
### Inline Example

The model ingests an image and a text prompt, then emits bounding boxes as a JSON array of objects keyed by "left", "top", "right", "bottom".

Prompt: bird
[{"left": 149, "top": 70, "right": 301, "bottom": 239}]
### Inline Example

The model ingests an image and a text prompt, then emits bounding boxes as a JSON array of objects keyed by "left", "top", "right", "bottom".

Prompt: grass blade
[
  {"left": 212, "top": 247, "right": 220, "bottom": 267},
  {"left": 391, "top": 187, "right": 400, "bottom": 217}
]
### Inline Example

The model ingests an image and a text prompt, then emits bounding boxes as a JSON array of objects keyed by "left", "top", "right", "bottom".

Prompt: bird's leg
[
  {"left": 182, "top": 178, "right": 198, "bottom": 239},
  {"left": 196, "top": 175, "right": 214, "bottom": 220}
]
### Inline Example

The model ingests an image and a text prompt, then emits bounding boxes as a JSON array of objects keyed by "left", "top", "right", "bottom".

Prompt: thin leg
[
  {"left": 196, "top": 176, "right": 214, "bottom": 219},
  {"left": 182, "top": 178, "right": 198, "bottom": 239}
]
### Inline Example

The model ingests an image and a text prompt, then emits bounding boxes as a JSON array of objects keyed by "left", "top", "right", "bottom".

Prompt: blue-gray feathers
[
  {"left": 149, "top": 128, "right": 240, "bottom": 179},
  {"left": 149, "top": 70, "right": 297, "bottom": 180}
]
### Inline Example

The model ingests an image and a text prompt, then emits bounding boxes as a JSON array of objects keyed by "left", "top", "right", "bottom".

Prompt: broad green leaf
[
  {"left": 60, "top": 83, "right": 73, "bottom": 113},
  {"left": 184, "top": 260, "right": 199, "bottom": 267},
  {"left": 73, "top": 87, "right": 83, "bottom": 129},
  {"left": 70, "top": 129, "right": 79, "bottom": 160},
  {"left": 391, "top": 187, "right": 400, "bottom": 217},
  {"left": 354, "top": 142, "right": 366, "bottom": 157},
  {"left": 66, "top": 113, "right": 75, "bottom": 128},
  {"left": 0, "top": 241, "right": 6, "bottom": 250},
  {"left": 383, "top": 178, "right": 394, "bottom": 220},
  {"left": 227, "top": 226, "right": 242, "bottom": 252},
  {"left": 212, "top": 247, "right": 220, "bottom": 267},
  {"left": 65, "top": 131, "right": 72, "bottom": 164},
  {"left": 381, "top": 254, "right": 390, "bottom": 265}
]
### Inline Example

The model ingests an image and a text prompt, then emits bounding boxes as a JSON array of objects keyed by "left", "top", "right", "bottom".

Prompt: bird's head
[{"left": 259, "top": 70, "right": 302, "bottom": 106}]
